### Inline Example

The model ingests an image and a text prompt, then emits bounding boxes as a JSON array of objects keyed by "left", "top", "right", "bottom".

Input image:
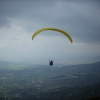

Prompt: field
[{"left": 0, "top": 61, "right": 100, "bottom": 100}]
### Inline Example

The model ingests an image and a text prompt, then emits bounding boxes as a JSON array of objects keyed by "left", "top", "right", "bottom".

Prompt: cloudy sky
[{"left": 0, "top": 0, "right": 100, "bottom": 65}]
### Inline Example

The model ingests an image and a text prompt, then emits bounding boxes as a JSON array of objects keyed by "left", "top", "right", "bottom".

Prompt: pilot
[{"left": 49, "top": 60, "right": 53, "bottom": 66}]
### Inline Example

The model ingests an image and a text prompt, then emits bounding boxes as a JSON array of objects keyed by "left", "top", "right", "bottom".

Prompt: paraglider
[
  {"left": 32, "top": 28, "right": 73, "bottom": 43},
  {"left": 32, "top": 28, "right": 73, "bottom": 66}
]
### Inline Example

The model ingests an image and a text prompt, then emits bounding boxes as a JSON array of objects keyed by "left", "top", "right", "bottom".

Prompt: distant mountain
[
  {"left": 0, "top": 60, "right": 100, "bottom": 73},
  {"left": 0, "top": 61, "right": 28, "bottom": 70},
  {"left": 0, "top": 61, "right": 15, "bottom": 65},
  {"left": 61, "top": 61, "right": 100, "bottom": 74}
]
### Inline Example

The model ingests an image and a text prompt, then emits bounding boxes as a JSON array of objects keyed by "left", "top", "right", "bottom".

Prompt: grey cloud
[{"left": 0, "top": 0, "right": 100, "bottom": 43}]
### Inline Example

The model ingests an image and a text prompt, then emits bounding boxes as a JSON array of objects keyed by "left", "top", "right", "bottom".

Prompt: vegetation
[{"left": 0, "top": 61, "right": 100, "bottom": 100}]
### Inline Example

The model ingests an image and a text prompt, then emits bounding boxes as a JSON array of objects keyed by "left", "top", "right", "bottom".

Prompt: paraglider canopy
[
  {"left": 32, "top": 28, "right": 73, "bottom": 43},
  {"left": 32, "top": 28, "right": 73, "bottom": 66}
]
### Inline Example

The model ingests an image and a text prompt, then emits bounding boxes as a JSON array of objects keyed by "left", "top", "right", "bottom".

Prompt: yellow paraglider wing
[{"left": 32, "top": 28, "right": 73, "bottom": 43}]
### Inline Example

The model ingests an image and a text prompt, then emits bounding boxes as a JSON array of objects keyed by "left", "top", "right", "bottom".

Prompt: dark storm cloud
[{"left": 0, "top": 0, "right": 100, "bottom": 43}]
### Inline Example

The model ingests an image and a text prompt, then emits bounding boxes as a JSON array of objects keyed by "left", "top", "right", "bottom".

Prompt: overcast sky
[{"left": 0, "top": 0, "right": 100, "bottom": 65}]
